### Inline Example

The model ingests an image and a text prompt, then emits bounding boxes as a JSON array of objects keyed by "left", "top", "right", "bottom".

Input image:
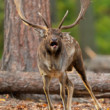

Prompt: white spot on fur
[
  {"left": 70, "top": 47, "right": 75, "bottom": 56},
  {"left": 44, "top": 60, "right": 51, "bottom": 71}
]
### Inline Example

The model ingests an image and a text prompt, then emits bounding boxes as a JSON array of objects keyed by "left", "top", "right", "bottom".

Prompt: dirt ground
[{"left": 0, "top": 94, "right": 109, "bottom": 110}]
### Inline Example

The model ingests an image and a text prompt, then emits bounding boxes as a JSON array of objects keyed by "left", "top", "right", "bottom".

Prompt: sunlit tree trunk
[{"left": 1, "top": 0, "right": 51, "bottom": 71}]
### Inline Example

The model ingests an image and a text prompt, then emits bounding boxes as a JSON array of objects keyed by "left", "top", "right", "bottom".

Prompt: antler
[
  {"left": 60, "top": 0, "right": 90, "bottom": 30},
  {"left": 38, "top": 12, "right": 50, "bottom": 28},
  {"left": 58, "top": 10, "right": 69, "bottom": 29},
  {"left": 14, "top": 0, "right": 47, "bottom": 30}
]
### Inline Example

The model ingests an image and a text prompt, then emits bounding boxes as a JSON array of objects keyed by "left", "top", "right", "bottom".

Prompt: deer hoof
[{"left": 49, "top": 106, "right": 54, "bottom": 110}]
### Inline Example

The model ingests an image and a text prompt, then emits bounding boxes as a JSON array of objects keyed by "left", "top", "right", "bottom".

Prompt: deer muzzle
[{"left": 50, "top": 41, "right": 58, "bottom": 48}]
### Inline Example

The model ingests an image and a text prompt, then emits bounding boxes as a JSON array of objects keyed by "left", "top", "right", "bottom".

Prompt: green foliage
[
  {"left": 93, "top": 0, "right": 110, "bottom": 54},
  {"left": 0, "top": 0, "right": 4, "bottom": 58}
]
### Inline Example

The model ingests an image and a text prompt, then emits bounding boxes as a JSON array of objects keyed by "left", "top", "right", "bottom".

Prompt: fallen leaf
[
  {"left": 17, "top": 104, "right": 26, "bottom": 109},
  {"left": 42, "top": 104, "right": 47, "bottom": 107},
  {"left": 5, "top": 94, "right": 9, "bottom": 99},
  {"left": 0, "top": 99, "right": 6, "bottom": 102}
]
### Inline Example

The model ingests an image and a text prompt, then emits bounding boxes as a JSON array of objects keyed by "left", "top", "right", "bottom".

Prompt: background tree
[
  {"left": 50, "top": 0, "right": 57, "bottom": 23},
  {"left": 79, "top": 4, "right": 96, "bottom": 58},
  {"left": 1, "top": 0, "right": 51, "bottom": 71}
]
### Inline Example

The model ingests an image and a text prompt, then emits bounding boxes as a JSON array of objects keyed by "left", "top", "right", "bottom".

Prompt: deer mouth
[{"left": 50, "top": 42, "right": 58, "bottom": 48}]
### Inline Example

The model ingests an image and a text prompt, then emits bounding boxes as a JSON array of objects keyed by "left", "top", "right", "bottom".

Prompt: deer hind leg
[
  {"left": 73, "top": 54, "right": 102, "bottom": 110},
  {"left": 65, "top": 77, "right": 74, "bottom": 110},
  {"left": 42, "top": 76, "right": 53, "bottom": 110}
]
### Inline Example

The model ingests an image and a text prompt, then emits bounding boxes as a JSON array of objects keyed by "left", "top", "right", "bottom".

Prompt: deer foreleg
[
  {"left": 42, "top": 76, "right": 53, "bottom": 110},
  {"left": 59, "top": 75, "right": 67, "bottom": 110},
  {"left": 65, "top": 77, "right": 74, "bottom": 110}
]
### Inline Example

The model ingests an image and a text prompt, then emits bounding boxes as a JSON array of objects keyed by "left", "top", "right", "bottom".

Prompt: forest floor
[{"left": 0, "top": 94, "right": 109, "bottom": 110}]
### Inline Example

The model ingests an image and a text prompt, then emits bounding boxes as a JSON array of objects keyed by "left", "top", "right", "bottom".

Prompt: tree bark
[
  {"left": 2, "top": 0, "right": 51, "bottom": 71},
  {"left": 0, "top": 71, "right": 109, "bottom": 98},
  {"left": 85, "top": 55, "right": 110, "bottom": 73}
]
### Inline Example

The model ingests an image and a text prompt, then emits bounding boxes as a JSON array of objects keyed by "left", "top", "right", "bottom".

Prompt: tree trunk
[
  {"left": 85, "top": 55, "right": 110, "bottom": 73},
  {"left": 0, "top": 71, "right": 109, "bottom": 98},
  {"left": 1, "top": 0, "right": 51, "bottom": 72},
  {"left": 78, "top": 4, "right": 96, "bottom": 59},
  {"left": 50, "top": 0, "right": 57, "bottom": 23}
]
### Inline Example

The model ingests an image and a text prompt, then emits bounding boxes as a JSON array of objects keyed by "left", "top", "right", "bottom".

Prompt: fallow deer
[{"left": 14, "top": 0, "right": 102, "bottom": 110}]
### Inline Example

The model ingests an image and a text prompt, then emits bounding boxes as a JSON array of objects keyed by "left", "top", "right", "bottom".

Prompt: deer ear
[{"left": 34, "top": 29, "right": 45, "bottom": 38}]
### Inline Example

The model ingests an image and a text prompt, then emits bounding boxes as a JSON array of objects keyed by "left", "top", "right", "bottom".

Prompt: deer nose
[{"left": 52, "top": 38, "right": 57, "bottom": 42}]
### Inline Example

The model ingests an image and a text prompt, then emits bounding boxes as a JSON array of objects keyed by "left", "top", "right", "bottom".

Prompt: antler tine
[
  {"left": 61, "top": 0, "right": 90, "bottom": 30},
  {"left": 58, "top": 10, "right": 69, "bottom": 29},
  {"left": 38, "top": 12, "right": 50, "bottom": 28},
  {"left": 14, "top": 0, "right": 47, "bottom": 30}
]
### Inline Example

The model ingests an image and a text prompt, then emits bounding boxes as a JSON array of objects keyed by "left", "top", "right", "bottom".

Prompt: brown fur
[{"left": 37, "top": 29, "right": 102, "bottom": 110}]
